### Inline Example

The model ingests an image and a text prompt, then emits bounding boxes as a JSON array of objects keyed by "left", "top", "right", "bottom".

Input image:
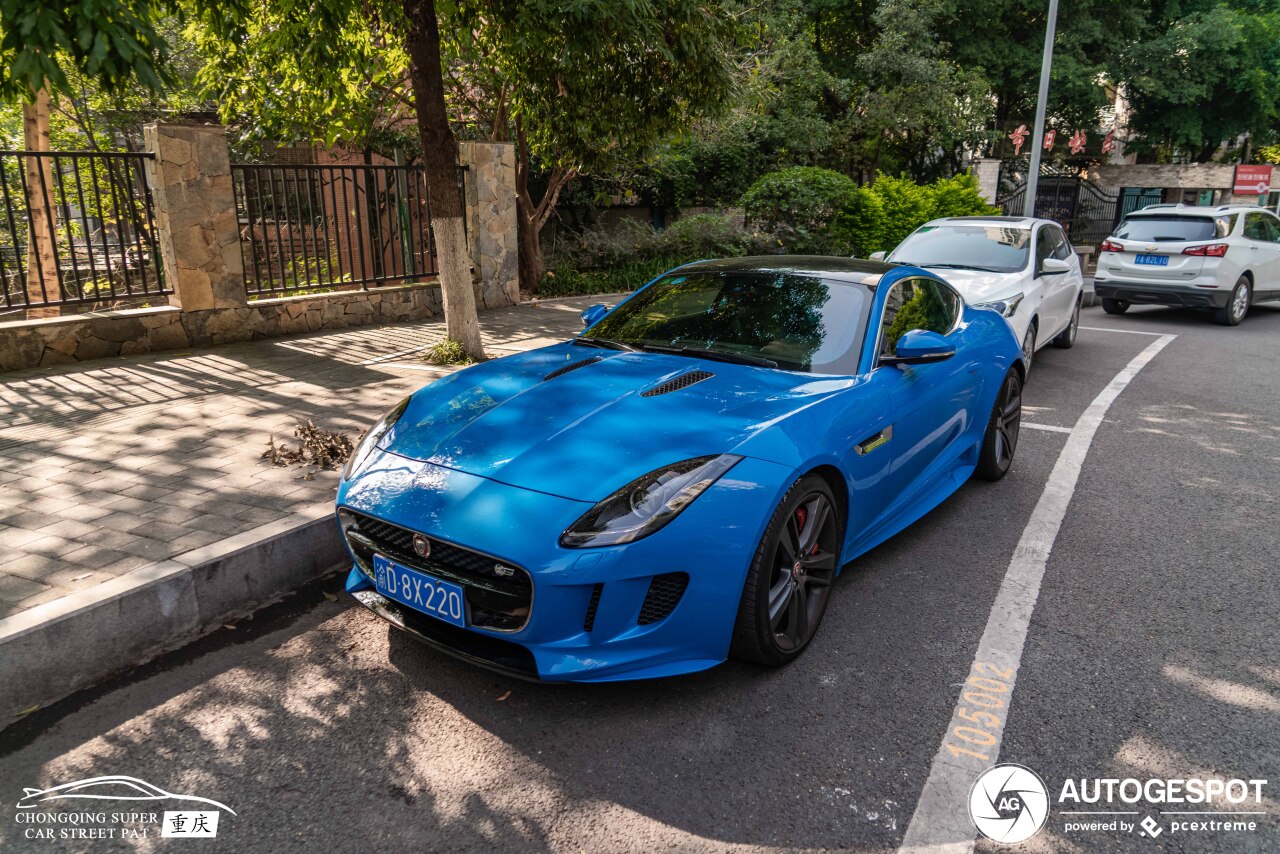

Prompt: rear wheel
[
  {"left": 1052, "top": 297, "right": 1081, "bottom": 349},
  {"left": 1020, "top": 325, "right": 1037, "bottom": 378},
  {"left": 1101, "top": 298, "right": 1129, "bottom": 315},
  {"left": 975, "top": 369, "right": 1022, "bottom": 482},
  {"left": 731, "top": 475, "right": 842, "bottom": 666},
  {"left": 1214, "top": 277, "right": 1251, "bottom": 326}
]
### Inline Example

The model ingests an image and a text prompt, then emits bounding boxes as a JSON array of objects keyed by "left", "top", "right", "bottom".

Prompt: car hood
[
  {"left": 377, "top": 344, "right": 857, "bottom": 502},
  {"left": 925, "top": 267, "right": 1028, "bottom": 303}
]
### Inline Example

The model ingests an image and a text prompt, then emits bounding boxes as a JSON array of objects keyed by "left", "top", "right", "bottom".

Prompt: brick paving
[{"left": 0, "top": 296, "right": 612, "bottom": 620}]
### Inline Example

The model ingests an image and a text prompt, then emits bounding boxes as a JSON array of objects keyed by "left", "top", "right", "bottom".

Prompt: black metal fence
[
  {"left": 232, "top": 163, "right": 437, "bottom": 297},
  {"left": 997, "top": 174, "right": 1122, "bottom": 245},
  {"left": 0, "top": 151, "right": 165, "bottom": 314}
]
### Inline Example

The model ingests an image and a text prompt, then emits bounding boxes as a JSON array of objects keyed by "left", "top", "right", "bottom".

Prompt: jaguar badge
[{"left": 412, "top": 533, "right": 431, "bottom": 559}]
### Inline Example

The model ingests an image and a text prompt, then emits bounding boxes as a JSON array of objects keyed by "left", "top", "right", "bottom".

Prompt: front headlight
[
  {"left": 342, "top": 396, "right": 411, "bottom": 480},
  {"left": 974, "top": 292, "right": 1024, "bottom": 318},
  {"left": 560, "top": 454, "right": 743, "bottom": 548}
]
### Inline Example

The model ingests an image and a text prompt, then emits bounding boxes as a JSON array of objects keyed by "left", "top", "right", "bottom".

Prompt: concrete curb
[{"left": 0, "top": 502, "right": 347, "bottom": 717}]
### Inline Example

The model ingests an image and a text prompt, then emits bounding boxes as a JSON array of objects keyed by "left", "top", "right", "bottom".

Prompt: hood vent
[
  {"left": 641, "top": 370, "right": 715, "bottom": 397},
  {"left": 543, "top": 356, "right": 602, "bottom": 381}
]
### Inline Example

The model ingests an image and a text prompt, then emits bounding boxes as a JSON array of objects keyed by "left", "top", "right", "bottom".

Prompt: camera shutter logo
[{"left": 968, "top": 764, "right": 1050, "bottom": 844}]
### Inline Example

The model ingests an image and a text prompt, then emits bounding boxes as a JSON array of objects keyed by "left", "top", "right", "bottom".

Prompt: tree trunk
[
  {"left": 23, "top": 87, "right": 60, "bottom": 319},
  {"left": 401, "top": 0, "right": 485, "bottom": 359},
  {"left": 514, "top": 126, "right": 543, "bottom": 295}
]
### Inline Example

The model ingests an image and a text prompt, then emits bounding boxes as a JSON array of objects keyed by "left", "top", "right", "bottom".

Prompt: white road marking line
[
  {"left": 898, "top": 333, "right": 1176, "bottom": 854},
  {"left": 1079, "top": 325, "right": 1168, "bottom": 336},
  {"left": 1021, "top": 422, "right": 1073, "bottom": 434}
]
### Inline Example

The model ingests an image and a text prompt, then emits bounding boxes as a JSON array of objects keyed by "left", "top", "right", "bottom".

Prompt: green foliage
[
  {"left": 741, "top": 167, "right": 858, "bottom": 253},
  {"left": 544, "top": 211, "right": 776, "bottom": 297},
  {"left": 928, "top": 172, "right": 1000, "bottom": 220},
  {"left": 424, "top": 339, "right": 478, "bottom": 366},
  {"left": 827, "top": 187, "right": 885, "bottom": 258},
  {"left": 885, "top": 284, "right": 951, "bottom": 354},
  {"left": 864, "top": 174, "right": 935, "bottom": 253}
]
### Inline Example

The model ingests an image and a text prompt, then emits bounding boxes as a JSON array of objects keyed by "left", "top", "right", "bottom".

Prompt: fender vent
[
  {"left": 544, "top": 356, "right": 602, "bottom": 381},
  {"left": 638, "top": 573, "right": 688, "bottom": 624},
  {"left": 583, "top": 583, "right": 604, "bottom": 632},
  {"left": 641, "top": 370, "right": 714, "bottom": 397}
]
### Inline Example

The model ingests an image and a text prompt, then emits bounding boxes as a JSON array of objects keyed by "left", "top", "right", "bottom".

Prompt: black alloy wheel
[
  {"left": 731, "top": 475, "right": 842, "bottom": 666},
  {"left": 975, "top": 369, "right": 1022, "bottom": 481}
]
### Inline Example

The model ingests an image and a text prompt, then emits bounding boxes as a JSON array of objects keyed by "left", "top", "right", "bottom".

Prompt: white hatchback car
[
  {"left": 873, "top": 216, "right": 1085, "bottom": 374},
  {"left": 1095, "top": 204, "right": 1280, "bottom": 326}
]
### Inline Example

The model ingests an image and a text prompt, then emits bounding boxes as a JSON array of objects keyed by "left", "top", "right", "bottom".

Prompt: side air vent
[
  {"left": 641, "top": 370, "right": 714, "bottom": 397},
  {"left": 583, "top": 583, "right": 604, "bottom": 632},
  {"left": 544, "top": 356, "right": 602, "bottom": 381},
  {"left": 638, "top": 573, "right": 689, "bottom": 624}
]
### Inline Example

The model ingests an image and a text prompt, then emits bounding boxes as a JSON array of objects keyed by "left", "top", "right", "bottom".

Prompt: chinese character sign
[
  {"left": 1009, "top": 124, "right": 1029, "bottom": 156},
  {"left": 1068, "top": 131, "right": 1087, "bottom": 155},
  {"left": 1102, "top": 130, "right": 1116, "bottom": 154},
  {"left": 1043, "top": 130, "right": 1056, "bottom": 151}
]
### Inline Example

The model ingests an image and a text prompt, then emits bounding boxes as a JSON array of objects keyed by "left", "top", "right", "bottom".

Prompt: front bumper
[
  {"left": 337, "top": 448, "right": 791, "bottom": 682},
  {"left": 1094, "top": 280, "right": 1231, "bottom": 309}
]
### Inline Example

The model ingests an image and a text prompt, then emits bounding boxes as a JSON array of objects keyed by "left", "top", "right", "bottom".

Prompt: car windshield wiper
[
  {"left": 641, "top": 344, "right": 779, "bottom": 369},
  {"left": 573, "top": 337, "right": 637, "bottom": 351},
  {"left": 920, "top": 263, "right": 1002, "bottom": 273}
]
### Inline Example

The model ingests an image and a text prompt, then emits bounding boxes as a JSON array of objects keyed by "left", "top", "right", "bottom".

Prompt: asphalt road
[{"left": 2, "top": 302, "right": 1279, "bottom": 853}]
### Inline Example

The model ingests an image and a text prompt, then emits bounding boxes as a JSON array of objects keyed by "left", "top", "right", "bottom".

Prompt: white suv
[{"left": 1095, "top": 204, "right": 1280, "bottom": 326}]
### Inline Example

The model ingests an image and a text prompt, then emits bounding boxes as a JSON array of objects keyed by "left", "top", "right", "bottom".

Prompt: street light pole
[{"left": 1023, "top": 0, "right": 1060, "bottom": 217}]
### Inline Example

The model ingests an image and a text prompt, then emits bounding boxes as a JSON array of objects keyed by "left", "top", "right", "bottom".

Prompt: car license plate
[
  {"left": 373, "top": 554, "right": 466, "bottom": 627},
  {"left": 1135, "top": 254, "right": 1168, "bottom": 266}
]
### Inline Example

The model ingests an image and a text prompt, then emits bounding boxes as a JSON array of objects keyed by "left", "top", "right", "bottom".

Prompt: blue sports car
[{"left": 336, "top": 257, "right": 1024, "bottom": 681}]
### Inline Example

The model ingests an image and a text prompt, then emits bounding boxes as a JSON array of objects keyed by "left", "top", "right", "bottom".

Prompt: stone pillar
[
  {"left": 144, "top": 123, "right": 246, "bottom": 311},
  {"left": 458, "top": 141, "right": 519, "bottom": 309},
  {"left": 973, "top": 158, "right": 1002, "bottom": 205}
]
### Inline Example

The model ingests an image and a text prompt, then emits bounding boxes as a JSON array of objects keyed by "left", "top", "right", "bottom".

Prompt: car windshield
[
  {"left": 888, "top": 225, "right": 1031, "bottom": 273},
  {"left": 580, "top": 270, "right": 872, "bottom": 374},
  {"left": 1114, "top": 215, "right": 1228, "bottom": 242}
]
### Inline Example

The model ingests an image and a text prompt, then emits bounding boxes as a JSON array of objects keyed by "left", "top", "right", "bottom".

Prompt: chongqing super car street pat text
[{"left": 335, "top": 256, "right": 1026, "bottom": 681}]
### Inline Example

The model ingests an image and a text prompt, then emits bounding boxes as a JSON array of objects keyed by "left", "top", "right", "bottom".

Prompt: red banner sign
[{"left": 1233, "top": 164, "right": 1273, "bottom": 195}]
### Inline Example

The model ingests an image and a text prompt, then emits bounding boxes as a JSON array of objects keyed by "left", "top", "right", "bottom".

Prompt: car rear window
[{"left": 1114, "top": 214, "right": 1232, "bottom": 242}]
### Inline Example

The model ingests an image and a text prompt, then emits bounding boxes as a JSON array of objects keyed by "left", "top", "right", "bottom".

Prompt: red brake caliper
[{"left": 793, "top": 506, "right": 820, "bottom": 555}]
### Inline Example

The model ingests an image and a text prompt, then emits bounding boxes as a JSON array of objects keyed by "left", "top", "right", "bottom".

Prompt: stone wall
[
  {"left": 1089, "top": 163, "right": 1237, "bottom": 193},
  {"left": 0, "top": 283, "right": 441, "bottom": 372},
  {"left": 459, "top": 141, "right": 519, "bottom": 309}
]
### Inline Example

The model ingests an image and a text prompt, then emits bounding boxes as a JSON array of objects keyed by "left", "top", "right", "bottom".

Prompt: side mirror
[
  {"left": 881, "top": 329, "right": 956, "bottom": 367},
  {"left": 869, "top": 251, "right": 888, "bottom": 262},
  {"left": 1039, "top": 256, "right": 1070, "bottom": 276},
  {"left": 579, "top": 303, "right": 609, "bottom": 328}
]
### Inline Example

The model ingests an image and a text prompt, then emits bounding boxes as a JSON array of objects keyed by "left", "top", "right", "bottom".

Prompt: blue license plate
[
  {"left": 1135, "top": 254, "right": 1168, "bottom": 266},
  {"left": 374, "top": 554, "right": 467, "bottom": 627}
]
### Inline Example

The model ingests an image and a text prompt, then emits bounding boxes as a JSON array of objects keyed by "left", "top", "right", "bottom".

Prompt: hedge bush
[{"left": 740, "top": 166, "right": 858, "bottom": 254}]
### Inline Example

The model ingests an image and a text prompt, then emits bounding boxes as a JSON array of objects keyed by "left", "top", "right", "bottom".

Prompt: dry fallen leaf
[
  {"left": 16, "top": 705, "right": 39, "bottom": 716},
  {"left": 496, "top": 690, "right": 511, "bottom": 701},
  {"left": 323, "top": 591, "right": 338, "bottom": 602}
]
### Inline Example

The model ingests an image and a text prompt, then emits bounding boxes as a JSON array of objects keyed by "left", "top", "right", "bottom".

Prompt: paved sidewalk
[{"left": 0, "top": 296, "right": 609, "bottom": 621}]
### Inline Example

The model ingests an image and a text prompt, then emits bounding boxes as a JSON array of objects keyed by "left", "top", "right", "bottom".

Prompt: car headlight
[
  {"left": 974, "top": 292, "right": 1024, "bottom": 318},
  {"left": 560, "top": 454, "right": 743, "bottom": 548},
  {"left": 342, "top": 396, "right": 411, "bottom": 480}
]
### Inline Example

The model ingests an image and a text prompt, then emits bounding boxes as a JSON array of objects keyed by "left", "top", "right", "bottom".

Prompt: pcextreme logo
[
  {"left": 13, "top": 775, "right": 234, "bottom": 841},
  {"left": 968, "top": 765, "right": 1270, "bottom": 844}
]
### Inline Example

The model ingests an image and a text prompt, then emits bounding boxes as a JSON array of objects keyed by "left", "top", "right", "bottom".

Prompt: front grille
[
  {"left": 544, "top": 356, "right": 601, "bottom": 380},
  {"left": 342, "top": 510, "right": 532, "bottom": 631},
  {"left": 641, "top": 370, "right": 714, "bottom": 397},
  {"left": 583, "top": 583, "right": 603, "bottom": 632},
  {"left": 638, "top": 573, "right": 688, "bottom": 624}
]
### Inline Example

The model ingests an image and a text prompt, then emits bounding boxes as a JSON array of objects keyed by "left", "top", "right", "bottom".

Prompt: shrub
[
  {"left": 866, "top": 173, "right": 937, "bottom": 252},
  {"left": 929, "top": 172, "right": 1002, "bottom": 220},
  {"left": 828, "top": 187, "right": 886, "bottom": 258},
  {"left": 741, "top": 167, "right": 858, "bottom": 254}
]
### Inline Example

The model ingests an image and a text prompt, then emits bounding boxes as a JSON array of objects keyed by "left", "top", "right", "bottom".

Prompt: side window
[
  {"left": 1050, "top": 226, "right": 1073, "bottom": 260},
  {"left": 1035, "top": 228, "right": 1054, "bottom": 269},
  {"left": 878, "top": 279, "right": 960, "bottom": 359},
  {"left": 1263, "top": 214, "right": 1280, "bottom": 243},
  {"left": 1217, "top": 214, "right": 1238, "bottom": 237},
  {"left": 1244, "top": 213, "right": 1269, "bottom": 241}
]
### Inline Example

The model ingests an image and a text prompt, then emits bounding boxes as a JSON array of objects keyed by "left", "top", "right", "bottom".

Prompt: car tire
[
  {"left": 731, "top": 474, "right": 843, "bottom": 667},
  {"left": 1214, "top": 277, "right": 1251, "bottom": 326},
  {"left": 975, "top": 369, "right": 1022, "bottom": 482},
  {"left": 1052, "top": 297, "right": 1081, "bottom": 349},
  {"left": 1101, "top": 298, "right": 1129, "bottom": 315},
  {"left": 1020, "top": 325, "right": 1036, "bottom": 377}
]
